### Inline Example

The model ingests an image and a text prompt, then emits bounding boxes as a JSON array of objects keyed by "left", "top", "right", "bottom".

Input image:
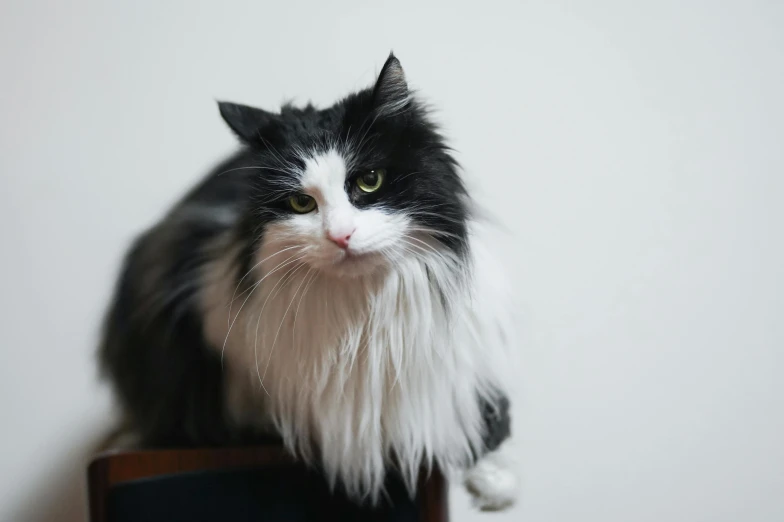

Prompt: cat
[{"left": 99, "top": 53, "right": 519, "bottom": 510}]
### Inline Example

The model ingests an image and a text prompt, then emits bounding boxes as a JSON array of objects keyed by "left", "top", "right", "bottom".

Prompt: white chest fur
[{"left": 201, "top": 229, "right": 512, "bottom": 500}]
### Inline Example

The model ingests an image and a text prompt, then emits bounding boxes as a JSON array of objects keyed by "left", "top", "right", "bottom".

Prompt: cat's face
[
  {"left": 221, "top": 54, "right": 468, "bottom": 278},
  {"left": 263, "top": 148, "right": 413, "bottom": 277}
]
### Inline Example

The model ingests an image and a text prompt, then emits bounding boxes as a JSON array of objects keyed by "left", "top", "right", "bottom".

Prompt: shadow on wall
[{"left": 11, "top": 423, "right": 113, "bottom": 522}]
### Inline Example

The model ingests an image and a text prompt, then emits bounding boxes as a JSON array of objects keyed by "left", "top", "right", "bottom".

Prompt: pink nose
[{"left": 328, "top": 229, "right": 354, "bottom": 249}]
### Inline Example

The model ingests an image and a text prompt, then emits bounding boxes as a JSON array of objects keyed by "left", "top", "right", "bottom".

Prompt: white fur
[
  {"left": 200, "top": 148, "right": 516, "bottom": 504},
  {"left": 464, "top": 440, "right": 520, "bottom": 511}
]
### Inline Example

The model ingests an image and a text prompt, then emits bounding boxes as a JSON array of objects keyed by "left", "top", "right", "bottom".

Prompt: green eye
[
  {"left": 357, "top": 169, "right": 385, "bottom": 193},
  {"left": 288, "top": 194, "right": 317, "bottom": 213}
]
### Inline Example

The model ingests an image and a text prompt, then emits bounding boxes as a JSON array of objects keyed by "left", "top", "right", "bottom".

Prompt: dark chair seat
[{"left": 87, "top": 446, "right": 449, "bottom": 522}]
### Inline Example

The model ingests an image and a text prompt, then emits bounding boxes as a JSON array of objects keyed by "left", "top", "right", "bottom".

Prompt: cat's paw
[{"left": 463, "top": 445, "right": 519, "bottom": 511}]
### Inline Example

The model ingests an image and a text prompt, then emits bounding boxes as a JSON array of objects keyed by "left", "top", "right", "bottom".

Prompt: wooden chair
[{"left": 87, "top": 446, "right": 449, "bottom": 522}]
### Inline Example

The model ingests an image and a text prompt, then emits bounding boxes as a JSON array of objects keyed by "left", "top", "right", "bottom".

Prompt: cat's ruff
[{"left": 202, "top": 208, "right": 512, "bottom": 501}]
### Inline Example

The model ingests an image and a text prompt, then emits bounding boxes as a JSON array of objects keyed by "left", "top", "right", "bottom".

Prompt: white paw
[{"left": 464, "top": 452, "right": 519, "bottom": 511}]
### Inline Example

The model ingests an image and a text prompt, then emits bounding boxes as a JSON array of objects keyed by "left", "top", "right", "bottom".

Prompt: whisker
[
  {"left": 252, "top": 262, "right": 306, "bottom": 394},
  {"left": 399, "top": 238, "right": 461, "bottom": 275},
  {"left": 221, "top": 253, "right": 306, "bottom": 364},
  {"left": 228, "top": 251, "right": 302, "bottom": 311},
  {"left": 401, "top": 235, "right": 444, "bottom": 256},
  {"left": 292, "top": 269, "right": 319, "bottom": 338},
  {"left": 393, "top": 171, "right": 422, "bottom": 184},
  {"left": 218, "top": 165, "right": 297, "bottom": 177},
  {"left": 258, "top": 135, "right": 299, "bottom": 172},
  {"left": 227, "top": 245, "right": 304, "bottom": 327},
  {"left": 261, "top": 266, "right": 314, "bottom": 388},
  {"left": 354, "top": 111, "right": 382, "bottom": 155},
  {"left": 406, "top": 226, "right": 468, "bottom": 242}
]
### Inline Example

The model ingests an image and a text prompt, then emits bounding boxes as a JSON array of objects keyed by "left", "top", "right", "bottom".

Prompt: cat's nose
[{"left": 327, "top": 228, "right": 355, "bottom": 249}]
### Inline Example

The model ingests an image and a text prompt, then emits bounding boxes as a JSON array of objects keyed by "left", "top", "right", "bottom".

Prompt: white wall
[{"left": 1, "top": 1, "right": 782, "bottom": 520}]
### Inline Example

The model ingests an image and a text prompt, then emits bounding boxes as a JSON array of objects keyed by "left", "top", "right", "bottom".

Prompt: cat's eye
[
  {"left": 356, "top": 169, "right": 385, "bottom": 193},
  {"left": 288, "top": 194, "right": 317, "bottom": 213}
]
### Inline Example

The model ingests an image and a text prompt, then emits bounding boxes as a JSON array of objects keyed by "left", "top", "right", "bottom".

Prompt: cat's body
[{"left": 100, "top": 54, "right": 518, "bottom": 510}]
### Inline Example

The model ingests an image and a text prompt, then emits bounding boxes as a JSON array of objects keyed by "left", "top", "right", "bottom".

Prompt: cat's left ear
[
  {"left": 218, "top": 101, "right": 279, "bottom": 144},
  {"left": 372, "top": 52, "right": 411, "bottom": 116}
]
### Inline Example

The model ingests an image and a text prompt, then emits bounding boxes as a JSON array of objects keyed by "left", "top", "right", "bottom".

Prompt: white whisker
[
  {"left": 228, "top": 245, "right": 304, "bottom": 327},
  {"left": 221, "top": 253, "right": 306, "bottom": 364},
  {"left": 252, "top": 262, "right": 306, "bottom": 394},
  {"left": 261, "top": 266, "right": 314, "bottom": 389}
]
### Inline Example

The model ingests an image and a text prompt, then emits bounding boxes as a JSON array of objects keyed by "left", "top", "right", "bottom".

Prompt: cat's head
[{"left": 220, "top": 54, "right": 469, "bottom": 278}]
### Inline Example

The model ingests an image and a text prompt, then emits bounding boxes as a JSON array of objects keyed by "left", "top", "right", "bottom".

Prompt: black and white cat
[{"left": 100, "top": 54, "right": 518, "bottom": 510}]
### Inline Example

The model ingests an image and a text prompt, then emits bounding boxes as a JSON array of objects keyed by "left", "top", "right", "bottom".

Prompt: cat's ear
[
  {"left": 218, "top": 101, "right": 278, "bottom": 143},
  {"left": 372, "top": 53, "right": 410, "bottom": 116}
]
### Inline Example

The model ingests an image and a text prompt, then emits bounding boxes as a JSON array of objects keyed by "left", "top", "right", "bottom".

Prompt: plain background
[{"left": 1, "top": 1, "right": 782, "bottom": 521}]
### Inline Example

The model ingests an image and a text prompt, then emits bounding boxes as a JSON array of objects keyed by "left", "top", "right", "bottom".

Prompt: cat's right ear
[
  {"left": 372, "top": 53, "right": 410, "bottom": 117},
  {"left": 218, "top": 101, "right": 278, "bottom": 144}
]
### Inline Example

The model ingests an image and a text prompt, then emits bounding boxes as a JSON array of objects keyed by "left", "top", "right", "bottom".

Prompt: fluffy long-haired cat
[{"left": 99, "top": 53, "right": 518, "bottom": 510}]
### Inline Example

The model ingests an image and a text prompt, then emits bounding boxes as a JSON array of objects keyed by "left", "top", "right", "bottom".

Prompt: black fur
[{"left": 99, "top": 54, "right": 509, "bottom": 459}]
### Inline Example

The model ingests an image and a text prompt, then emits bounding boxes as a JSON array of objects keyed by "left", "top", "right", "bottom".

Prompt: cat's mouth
[
  {"left": 339, "top": 249, "right": 377, "bottom": 263},
  {"left": 324, "top": 248, "right": 385, "bottom": 275}
]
